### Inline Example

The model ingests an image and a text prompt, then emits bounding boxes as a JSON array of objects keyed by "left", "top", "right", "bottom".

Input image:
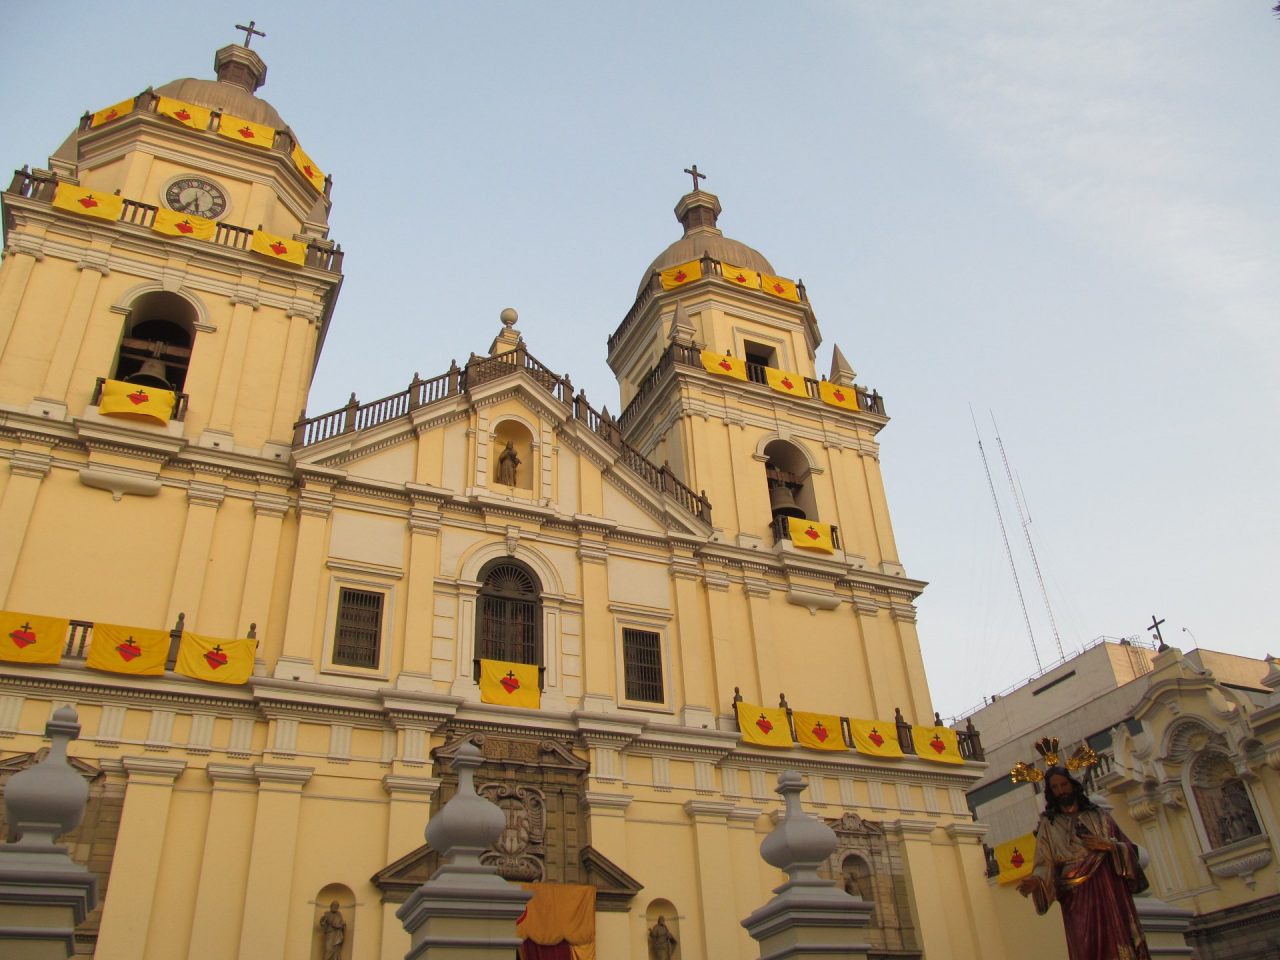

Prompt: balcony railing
[
  {"left": 5, "top": 167, "right": 343, "bottom": 274},
  {"left": 770, "top": 514, "right": 842, "bottom": 551},
  {"left": 729, "top": 691, "right": 985, "bottom": 763},
  {"left": 292, "top": 347, "right": 713, "bottom": 526},
  {"left": 616, "top": 341, "right": 885, "bottom": 436}
]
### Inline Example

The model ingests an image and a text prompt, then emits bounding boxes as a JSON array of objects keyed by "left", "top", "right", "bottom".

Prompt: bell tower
[
  {"left": 606, "top": 177, "right": 901, "bottom": 576},
  {"left": 0, "top": 30, "right": 342, "bottom": 457}
]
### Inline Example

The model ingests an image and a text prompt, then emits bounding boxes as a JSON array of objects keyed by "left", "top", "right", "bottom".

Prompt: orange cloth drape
[{"left": 516, "top": 883, "right": 595, "bottom": 958}]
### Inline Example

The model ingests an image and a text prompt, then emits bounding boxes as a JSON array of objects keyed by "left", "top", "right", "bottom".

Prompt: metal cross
[
  {"left": 1146, "top": 614, "right": 1166, "bottom": 649},
  {"left": 235, "top": 20, "right": 266, "bottom": 47},
  {"left": 684, "top": 165, "right": 706, "bottom": 192}
]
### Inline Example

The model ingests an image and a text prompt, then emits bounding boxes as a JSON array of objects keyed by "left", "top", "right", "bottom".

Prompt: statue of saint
[
  {"left": 1018, "top": 768, "right": 1149, "bottom": 960},
  {"left": 648, "top": 916, "right": 677, "bottom": 960},
  {"left": 319, "top": 901, "right": 346, "bottom": 960},
  {"left": 497, "top": 441, "right": 521, "bottom": 485}
]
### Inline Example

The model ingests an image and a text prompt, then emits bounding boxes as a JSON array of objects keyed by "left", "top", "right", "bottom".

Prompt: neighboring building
[
  {"left": 965, "top": 639, "right": 1280, "bottom": 960},
  {"left": 0, "top": 35, "right": 1011, "bottom": 960}
]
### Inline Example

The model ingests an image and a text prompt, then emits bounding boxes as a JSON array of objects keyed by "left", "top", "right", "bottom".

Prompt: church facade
[{"left": 0, "top": 39, "right": 1007, "bottom": 960}]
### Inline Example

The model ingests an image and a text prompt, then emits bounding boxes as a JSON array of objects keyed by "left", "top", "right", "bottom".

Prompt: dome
[
  {"left": 638, "top": 189, "right": 774, "bottom": 296},
  {"left": 153, "top": 77, "right": 286, "bottom": 129},
  {"left": 153, "top": 44, "right": 287, "bottom": 130}
]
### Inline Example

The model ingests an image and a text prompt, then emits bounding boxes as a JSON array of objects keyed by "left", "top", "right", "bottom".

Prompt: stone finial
[
  {"left": 214, "top": 44, "right": 267, "bottom": 93},
  {"left": 829, "top": 345, "right": 856, "bottom": 386},
  {"left": 489, "top": 308, "right": 523, "bottom": 356},
  {"left": 759, "top": 771, "right": 837, "bottom": 884},
  {"left": 1261, "top": 654, "right": 1280, "bottom": 695},
  {"left": 3, "top": 706, "right": 88, "bottom": 849},
  {"left": 425, "top": 742, "right": 505, "bottom": 877},
  {"left": 668, "top": 301, "right": 696, "bottom": 345}
]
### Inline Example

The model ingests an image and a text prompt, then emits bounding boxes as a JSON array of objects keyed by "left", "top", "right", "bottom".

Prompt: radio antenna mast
[
  {"left": 991, "top": 413, "right": 1064, "bottom": 662},
  {"left": 971, "top": 406, "right": 1041, "bottom": 673}
]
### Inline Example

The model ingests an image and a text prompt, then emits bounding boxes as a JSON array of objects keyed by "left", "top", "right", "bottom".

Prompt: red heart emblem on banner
[
  {"left": 755, "top": 715, "right": 773, "bottom": 735},
  {"left": 116, "top": 641, "right": 141, "bottom": 662},
  {"left": 781, "top": 377, "right": 794, "bottom": 390},
  {"left": 79, "top": 195, "right": 99, "bottom": 209},
  {"left": 127, "top": 389, "right": 149, "bottom": 405},
  {"left": 9, "top": 625, "right": 36, "bottom": 649},
  {"left": 1010, "top": 849, "right": 1025, "bottom": 868},
  {"left": 812, "top": 723, "right": 828, "bottom": 742},
  {"left": 204, "top": 646, "right": 229, "bottom": 669},
  {"left": 674, "top": 270, "right": 686, "bottom": 283},
  {"left": 500, "top": 673, "right": 520, "bottom": 694},
  {"left": 930, "top": 735, "right": 946, "bottom": 754},
  {"left": 174, "top": 109, "right": 191, "bottom": 122},
  {"left": 869, "top": 729, "right": 884, "bottom": 747},
  {"left": 238, "top": 126, "right": 255, "bottom": 139}
]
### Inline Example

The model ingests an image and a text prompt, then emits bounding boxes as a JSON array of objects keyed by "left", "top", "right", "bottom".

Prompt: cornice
[
  {"left": 683, "top": 798, "right": 736, "bottom": 822},
  {"left": 584, "top": 790, "right": 635, "bottom": 811},
  {"left": 121, "top": 755, "right": 187, "bottom": 782},
  {"left": 944, "top": 821, "right": 988, "bottom": 841},
  {"left": 253, "top": 762, "right": 314, "bottom": 787},
  {"left": 383, "top": 773, "right": 442, "bottom": 796},
  {"left": 206, "top": 762, "right": 258, "bottom": 784}
]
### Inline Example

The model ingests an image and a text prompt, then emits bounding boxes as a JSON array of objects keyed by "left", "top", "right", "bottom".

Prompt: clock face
[{"left": 163, "top": 176, "right": 228, "bottom": 219}]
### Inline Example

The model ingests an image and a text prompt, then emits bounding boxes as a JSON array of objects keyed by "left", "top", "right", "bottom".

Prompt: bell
[
  {"left": 124, "top": 358, "right": 172, "bottom": 389},
  {"left": 768, "top": 482, "right": 805, "bottom": 520}
]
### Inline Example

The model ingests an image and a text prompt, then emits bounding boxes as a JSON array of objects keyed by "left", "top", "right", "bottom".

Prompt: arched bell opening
[
  {"left": 113, "top": 291, "right": 196, "bottom": 390},
  {"left": 763, "top": 439, "right": 818, "bottom": 538}
]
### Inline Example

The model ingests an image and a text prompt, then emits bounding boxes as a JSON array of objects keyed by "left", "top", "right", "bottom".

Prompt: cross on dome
[{"left": 235, "top": 20, "right": 266, "bottom": 47}]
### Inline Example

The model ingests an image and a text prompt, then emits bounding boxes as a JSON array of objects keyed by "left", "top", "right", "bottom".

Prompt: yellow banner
[
  {"left": 86, "top": 623, "right": 169, "bottom": 676},
  {"left": 736, "top": 702, "right": 793, "bottom": 748},
  {"left": 51, "top": 183, "right": 123, "bottom": 222},
  {"left": 479, "top": 658, "right": 540, "bottom": 709},
  {"left": 699, "top": 350, "right": 748, "bottom": 381},
  {"left": 659, "top": 260, "right": 701, "bottom": 290},
  {"left": 792, "top": 711, "right": 846, "bottom": 751},
  {"left": 152, "top": 208, "right": 216, "bottom": 240},
  {"left": 995, "top": 832, "right": 1037, "bottom": 884},
  {"left": 91, "top": 97, "right": 134, "bottom": 128},
  {"left": 98, "top": 378, "right": 175, "bottom": 424},
  {"left": 291, "top": 144, "right": 326, "bottom": 193},
  {"left": 250, "top": 230, "right": 306, "bottom": 265},
  {"left": 818, "top": 380, "right": 859, "bottom": 411},
  {"left": 788, "top": 517, "right": 835, "bottom": 553},
  {"left": 763, "top": 274, "right": 800, "bottom": 301},
  {"left": 175, "top": 633, "right": 256, "bottom": 685},
  {"left": 0, "top": 611, "right": 68, "bottom": 665},
  {"left": 848, "top": 718, "right": 904, "bottom": 758},
  {"left": 721, "top": 263, "right": 761, "bottom": 289},
  {"left": 218, "top": 114, "right": 275, "bottom": 149},
  {"left": 911, "top": 724, "right": 965, "bottom": 764},
  {"left": 765, "top": 366, "right": 807, "bottom": 397},
  {"left": 156, "top": 96, "right": 211, "bottom": 131}
]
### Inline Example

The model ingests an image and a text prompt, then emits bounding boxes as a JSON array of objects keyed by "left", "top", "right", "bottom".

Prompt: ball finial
[{"left": 499, "top": 307, "right": 518, "bottom": 328}]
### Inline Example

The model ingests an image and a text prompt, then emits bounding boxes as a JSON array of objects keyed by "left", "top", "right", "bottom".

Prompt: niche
[
  {"left": 645, "top": 897, "right": 681, "bottom": 959},
  {"left": 492, "top": 419, "right": 534, "bottom": 490},
  {"left": 311, "top": 882, "right": 355, "bottom": 960}
]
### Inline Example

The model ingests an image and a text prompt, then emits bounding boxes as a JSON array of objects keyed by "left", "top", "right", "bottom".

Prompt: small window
[
  {"left": 333, "top": 588, "right": 383, "bottom": 668},
  {"left": 743, "top": 340, "right": 776, "bottom": 385},
  {"left": 623, "top": 628, "right": 664, "bottom": 703}
]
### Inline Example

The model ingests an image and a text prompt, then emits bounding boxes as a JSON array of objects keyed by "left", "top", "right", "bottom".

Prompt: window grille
[
  {"left": 477, "top": 561, "right": 542, "bottom": 667},
  {"left": 623, "top": 628, "right": 664, "bottom": 703},
  {"left": 334, "top": 587, "right": 382, "bottom": 668}
]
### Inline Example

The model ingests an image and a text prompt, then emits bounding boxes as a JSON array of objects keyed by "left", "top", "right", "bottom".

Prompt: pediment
[
  {"left": 433, "top": 730, "right": 589, "bottom": 773},
  {"left": 827, "top": 811, "right": 884, "bottom": 838},
  {"left": 0, "top": 750, "right": 102, "bottom": 781},
  {"left": 371, "top": 843, "right": 439, "bottom": 903}
]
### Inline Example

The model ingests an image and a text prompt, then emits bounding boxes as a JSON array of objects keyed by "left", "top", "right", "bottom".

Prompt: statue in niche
[
  {"left": 1219, "top": 780, "right": 1261, "bottom": 844},
  {"left": 319, "top": 901, "right": 346, "bottom": 960},
  {"left": 497, "top": 441, "right": 521, "bottom": 485},
  {"left": 648, "top": 916, "right": 678, "bottom": 960}
]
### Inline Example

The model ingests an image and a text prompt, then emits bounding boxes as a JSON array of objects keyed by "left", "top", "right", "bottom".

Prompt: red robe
[{"left": 1025, "top": 808, "right": 1150, "bottom": 960}]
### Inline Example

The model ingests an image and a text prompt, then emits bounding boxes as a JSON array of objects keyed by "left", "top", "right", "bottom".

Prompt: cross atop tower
[
  {"left": 235, "top": 20, "right": 266, "bottom": 47},
  {"left": 683, "top": 164, "right": 706, "bottom": 192}
]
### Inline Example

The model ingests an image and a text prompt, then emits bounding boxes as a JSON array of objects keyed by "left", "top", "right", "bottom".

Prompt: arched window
[
  {"left": 113, "top": 292, "right": 195, "bottom": 390},
  {"left": 475, "top": 559, "right": 542, "bottom": 670},
  {"left": 1190, "top": 750, "right": 1262, "bottom": 850}
]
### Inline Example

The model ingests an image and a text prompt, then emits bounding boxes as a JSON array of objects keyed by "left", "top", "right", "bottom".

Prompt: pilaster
[
  {"left": 237, "top": 491, "right": 289, "bottom": 653},
  {"left": 165, "top": 476, "right": 226, "bottom": 627},
  {"left": 890, "top": 818, "right": 954, "bottom": 960},
  {"left": 235, "top": 764, "right": 314, "bottom": 960},
  {"left": 93, "top": 756, "right": 188, "bottom": 960},
  {"left": 275, "top": 479, "right": 334, "bottom": 677},
  {"left": 186, "top": 763, "right": 258, "bottom": 959},
  {"left": 0, "top": 442, "right": 52, "bottom": 606},
  {"left": 397, "top": 506, "right": 442, "bottom": 690},
  {"left": 684, "top": 799, "right": 741, "bottom": 959}
]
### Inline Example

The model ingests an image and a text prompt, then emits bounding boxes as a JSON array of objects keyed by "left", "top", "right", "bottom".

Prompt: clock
[{"left": 163, "top": 176, "right": 228, "bottom": 219}]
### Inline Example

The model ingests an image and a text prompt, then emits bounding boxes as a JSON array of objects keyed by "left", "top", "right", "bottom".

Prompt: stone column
[
  {"left": 235, "top": 764, "right": 314, "bottom": 960},
  {"left": 891, "top": 818, "right": 955, "bottom": 960},
  {"left": 185, "top": 764, "right": 258, "bottom": 959},
  {"left": 93, "top": 756, "right": 187, "bottom": 959},
  {"left": 396, "top": 743, "right": 530, "bottom": 960},
  {"left": 741, "top": 771, "right": 873, "bottom": 960},
  {"left": 0, "top": 444, "right": 51, "bottom": 606},
  {"left": 0, "top": 706, "right": 98, "bottom": 960},
  {"left": 685, "top": 799, "right": 743, "bottom": 959},
  {"left": 397, "top": 506, "right": 442, "bottom": 691},
  {"left": 275, "top": 478, "right": 334, "bottom": 679},
  {"left": 1134, "top": 897, "right": 1195, "bottom": 958}
]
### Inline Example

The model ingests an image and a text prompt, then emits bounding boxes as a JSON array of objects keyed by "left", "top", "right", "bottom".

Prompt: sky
[{"left": 3, "top": 2, "right": 1276, "bottom": 718}]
